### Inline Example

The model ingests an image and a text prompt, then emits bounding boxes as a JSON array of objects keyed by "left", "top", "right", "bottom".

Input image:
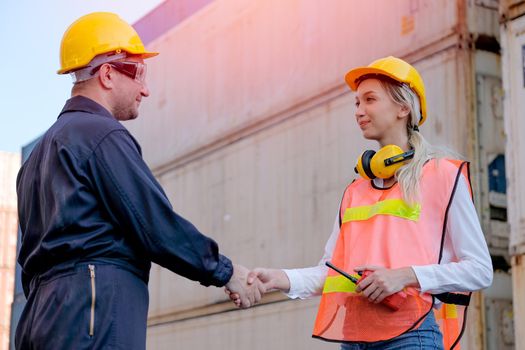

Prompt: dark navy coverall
[{"left": 15, "top": 96, "right": 233, "bottom": 349}]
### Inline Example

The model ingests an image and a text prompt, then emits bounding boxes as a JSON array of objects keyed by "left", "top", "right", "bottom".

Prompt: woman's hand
[
  {"left": 226, "top": 268, "right": 291, "bottom": 307},
  {"left": 354, "top": 265, "right": 420, "bottom": 304},
  {"left": 247, "top": 268, "right": 291, "bottom": 293}
]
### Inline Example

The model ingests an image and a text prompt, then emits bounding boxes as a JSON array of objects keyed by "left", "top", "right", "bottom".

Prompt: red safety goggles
[{"left": 91, "top": 61, "right": 147, "bottom": 83}]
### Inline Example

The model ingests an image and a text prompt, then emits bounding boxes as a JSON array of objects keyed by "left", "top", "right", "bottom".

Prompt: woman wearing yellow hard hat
[{"left": 228, "top": 56, "right": 492, "bottom": 349}]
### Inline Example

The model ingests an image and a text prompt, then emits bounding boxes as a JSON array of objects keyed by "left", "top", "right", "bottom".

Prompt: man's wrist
[{"left": 209, "top": 255, "right": 234, "bottom": 287}]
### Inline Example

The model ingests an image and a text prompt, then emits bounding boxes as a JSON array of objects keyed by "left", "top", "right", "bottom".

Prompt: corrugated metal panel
[
  {"left": 122, "top": 0, "right": 504, "bottom": 348},
  {"left": 127, "top": 0, "right": 462, "bottom": 170},
  {"left": 147, "top": 298, "right": 333, "bottom": 350},
  {"left": 474, "top": 51, "right": 508, "bottom": 258},
  {"left": 500, "top": 14, "right": 525, "bottom": 255},
  {"left": 483, "top": 271, "right": 514, "bottom": 349},
  {"left": 511, "top": 255, "right": 525, "bottom": 350},
  {"left": 468, "top": 0, "right": 500, "bottom": 40},
  {"left": 147, "top": 88, "right": 356, "bottom": 318},
  {"left": 140, "top": 48, "right": 477, "bottom": 349},
  {"left": 500, "top": 10, "right": 525, "bottom": 350}
]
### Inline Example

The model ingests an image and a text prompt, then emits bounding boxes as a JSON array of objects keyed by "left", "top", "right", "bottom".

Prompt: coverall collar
[{"left": 58, "top": 95, "right": 114, "bottom": 120}]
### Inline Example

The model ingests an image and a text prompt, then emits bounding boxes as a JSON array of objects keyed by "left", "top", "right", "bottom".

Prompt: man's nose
[{"left": 141, "top": 82, "right": 150, "bottom": 97}]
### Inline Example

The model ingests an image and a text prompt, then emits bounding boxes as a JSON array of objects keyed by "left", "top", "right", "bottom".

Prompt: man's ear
[{"left": 97, "top": 63, "right": 114, "bottom": 89}]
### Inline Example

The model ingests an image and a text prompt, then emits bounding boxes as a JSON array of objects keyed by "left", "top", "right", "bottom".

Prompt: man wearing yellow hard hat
[{"left": 15, "top": 12, "right": 264, "bottom": 349}]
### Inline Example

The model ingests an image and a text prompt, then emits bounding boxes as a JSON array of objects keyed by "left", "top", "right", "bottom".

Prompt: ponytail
[{"left": 379, "top": 79, "right": 460, "bottom": 204}]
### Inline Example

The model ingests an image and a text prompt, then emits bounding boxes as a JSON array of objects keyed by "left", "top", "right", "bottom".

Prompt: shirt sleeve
[
  {"left": 282, "top": 212, "right": 339, "bottom": 299},
  {"left": 86, "top": 130, "right": 233, "bottom": 287},
  {"left": 412, "top": 176, "right": 493, "bottom": 294}
]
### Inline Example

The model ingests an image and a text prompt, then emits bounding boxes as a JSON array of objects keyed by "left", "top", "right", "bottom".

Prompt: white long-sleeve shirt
[{"left": 283, "top": 177, "right": 493, "bottom": 299}]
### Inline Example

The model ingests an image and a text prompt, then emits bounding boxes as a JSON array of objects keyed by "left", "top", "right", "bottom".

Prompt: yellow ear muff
[
  {"left": 371, "top": 145, "right": 406, "bottom": 179},
  {"left": 354, "top": 145, "right": 415, "bottom": 180},
  {"left": 355, "top": 150, "right": 377, "bottom": 180}
]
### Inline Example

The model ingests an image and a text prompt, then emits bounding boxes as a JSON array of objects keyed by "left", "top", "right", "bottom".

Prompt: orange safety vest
[{"left": 313, "top": 159, "right": 472, "bottom": 349}]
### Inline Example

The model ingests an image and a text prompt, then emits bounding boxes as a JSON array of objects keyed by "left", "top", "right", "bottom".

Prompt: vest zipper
[{"left": 88, "top": 264, "right": 96, "bottom": 337}]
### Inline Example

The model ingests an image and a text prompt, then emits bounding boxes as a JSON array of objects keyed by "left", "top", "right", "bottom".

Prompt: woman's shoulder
[
  {"left": 427, "top": 157, "right": 468, "bottom": 172},
  {"left": 424, "top": 158, "right": 470, "bottom": 187},
  {"left": 347, "top": 177, "right": 369, "bottom": 188},
  {"left": 341, "top": 177, "right": 368, "bottom": 196}
]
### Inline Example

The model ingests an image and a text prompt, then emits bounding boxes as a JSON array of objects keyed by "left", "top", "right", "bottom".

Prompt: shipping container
[
  {"left": 500, "top": 0, "right": 525, "bottom": 259},
  {"left": 123, "top": 0, "right": 509, "bottom": 349},
  {"left": 8, "top": 0, "right": 520, "bottom": 349},
  {"left": 500, "top": 1, "right": 525, "bottom": 348}
]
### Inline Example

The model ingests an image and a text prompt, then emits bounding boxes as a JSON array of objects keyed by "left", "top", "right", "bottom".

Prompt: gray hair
[{"left": 71, "top": 52, "right": 127, "bottom": 83}]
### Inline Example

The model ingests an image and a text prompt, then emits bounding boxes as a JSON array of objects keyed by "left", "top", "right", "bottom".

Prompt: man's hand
[{"left": 224, "top": 264, "right": 265, "bottom": 308}]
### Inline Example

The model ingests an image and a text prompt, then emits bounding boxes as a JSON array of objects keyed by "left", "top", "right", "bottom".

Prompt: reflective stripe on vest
[
  {"left": 342, "top": 199, "right": 421, "bottom": 223},
  {"left": 435, "top": 304, "right": 462, "bottom": 349},
  {"left": 312, "top": 159, "right": 471, "bottom": 350}
]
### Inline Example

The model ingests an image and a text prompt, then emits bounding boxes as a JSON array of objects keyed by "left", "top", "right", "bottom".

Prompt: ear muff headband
[{"left": 384, "top": 149, "right": 415, "bottom": 166}]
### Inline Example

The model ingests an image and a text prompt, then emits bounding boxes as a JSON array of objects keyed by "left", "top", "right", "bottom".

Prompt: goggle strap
[{"left": 71, "top": 52, "right": 128, "bottom": 83}]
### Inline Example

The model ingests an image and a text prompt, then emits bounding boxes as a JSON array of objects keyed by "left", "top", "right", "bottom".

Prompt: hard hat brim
[
  {"left": 345, "top": 66, "right": 405, "bottom": 92},
  {"left": 139, "top": 51, "right": 159, "bottom": 59}
]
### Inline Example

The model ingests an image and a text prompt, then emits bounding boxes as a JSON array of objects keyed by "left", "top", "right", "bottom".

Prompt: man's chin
[{"left": 117, "top": 111, "right": 139, "bottom": 121}]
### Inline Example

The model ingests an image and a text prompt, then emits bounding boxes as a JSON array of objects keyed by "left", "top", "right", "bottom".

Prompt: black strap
[
  {"left": 384, "top": 149, "right": 415, "bottom": 166},
  {"left": 433, "top": 292, "right": 471, "bottom": 306}
]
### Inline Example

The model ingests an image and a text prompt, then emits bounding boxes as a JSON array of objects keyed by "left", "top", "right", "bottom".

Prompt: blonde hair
[{"left": 377, "top": 79, "right": 461, "bottom": 204}]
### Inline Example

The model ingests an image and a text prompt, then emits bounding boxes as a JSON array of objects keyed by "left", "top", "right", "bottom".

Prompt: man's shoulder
[
  {"left": 60, "top": 109, "right": 127, "bottom": 139},
  {"left": 51, "top": 110, "right": 131, "bottom": 159},
  {"left": 63, "top": 109, "right": 124, "bottom": 131}
]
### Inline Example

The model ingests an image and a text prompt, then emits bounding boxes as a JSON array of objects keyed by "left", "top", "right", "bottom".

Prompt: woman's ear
[{"left": 398, "top": 105, "right": 411, "bottom": 119}]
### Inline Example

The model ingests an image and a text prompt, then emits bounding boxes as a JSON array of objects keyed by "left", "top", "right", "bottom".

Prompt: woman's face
[{"left": 354, "top": 78, "right": 407, "bottom": 143}]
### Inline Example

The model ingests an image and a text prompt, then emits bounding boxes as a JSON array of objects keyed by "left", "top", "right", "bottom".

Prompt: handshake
[{"left": 224, "top": 264, "right": 290, "bottom": 308}]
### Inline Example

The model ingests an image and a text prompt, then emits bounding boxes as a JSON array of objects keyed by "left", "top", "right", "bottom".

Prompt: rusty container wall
[
  {"left": 500, "top": 3, "right": 525, "bottom": 349},
  {"left": 123, "top": 0, "right": 502, "bottom": 349},
  {"left": 0, "top": 151, "right": 20, "bottom": 350}
]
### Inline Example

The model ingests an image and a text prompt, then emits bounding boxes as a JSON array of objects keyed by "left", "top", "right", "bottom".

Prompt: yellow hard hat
[
  {"left": 58, "top": 12, "right": 158, "bottom": 74},
  {"left": 345, "top": 56, "right": 427, "bottom": 126}
]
